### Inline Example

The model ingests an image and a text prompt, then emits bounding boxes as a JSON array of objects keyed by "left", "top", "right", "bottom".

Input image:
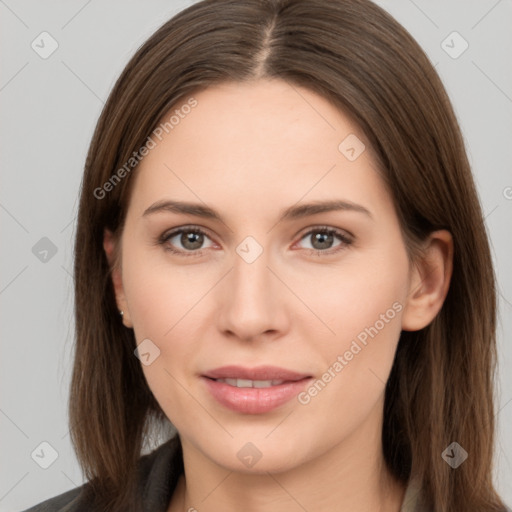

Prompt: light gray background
[{"left": 1, "top": 1, "right": 511, "bottom": 510}]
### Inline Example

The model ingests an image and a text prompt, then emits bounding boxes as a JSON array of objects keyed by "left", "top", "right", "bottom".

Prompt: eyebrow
[{"left": 142, "top": 198, "right": 373, "bottom": 222}]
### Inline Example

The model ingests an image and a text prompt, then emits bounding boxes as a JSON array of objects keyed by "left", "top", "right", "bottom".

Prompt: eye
[
  {"left": 158, "top": 225, "right": 353, "bottom": 257},
  {"left": 159, "top": 226, "right": 215, "bottom": 256},
  {"left": 295, "top": 227, "right": 353, "bottom": 254}
]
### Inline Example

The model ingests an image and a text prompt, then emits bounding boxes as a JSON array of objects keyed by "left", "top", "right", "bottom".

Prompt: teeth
[
  {"left": 215, "top": 378, "right": 285, "bottom": 388},
  {"left": 254, "top": 380, "right": 273, "bottom": 388}
]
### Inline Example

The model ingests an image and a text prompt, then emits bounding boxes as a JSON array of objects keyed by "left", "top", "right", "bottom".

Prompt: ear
[
  {"left": 401, "top": 230, "right": 453, "bottom": 331},
  {"left": 103, "top": 229, "right": 133, "bottom": 328}
]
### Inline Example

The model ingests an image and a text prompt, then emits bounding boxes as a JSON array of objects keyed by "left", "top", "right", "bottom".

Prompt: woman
[{"left": 23, "top": 0, "right": 510, "bottom": 510}]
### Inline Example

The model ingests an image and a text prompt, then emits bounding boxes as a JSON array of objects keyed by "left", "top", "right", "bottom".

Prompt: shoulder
[{"left": 22, "top": 435, "right": 183, "bottom": 512}]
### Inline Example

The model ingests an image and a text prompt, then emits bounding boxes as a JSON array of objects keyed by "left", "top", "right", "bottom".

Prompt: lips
[{"left": 202, "top": 365, "right": 312, "bottom": 414}]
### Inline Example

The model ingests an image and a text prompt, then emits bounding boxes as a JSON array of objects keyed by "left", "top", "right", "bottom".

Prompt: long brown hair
[{"left": 70, "top": 0, "right": 507, "bottom": 510}]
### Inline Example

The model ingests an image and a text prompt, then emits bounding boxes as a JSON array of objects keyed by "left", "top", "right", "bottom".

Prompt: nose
[{"left": 216, "top": 246, "right": 290, "bottom": 342}]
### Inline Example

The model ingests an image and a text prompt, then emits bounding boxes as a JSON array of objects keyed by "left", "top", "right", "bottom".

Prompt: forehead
[
  {"left": 165, "top": 79, "right": 355, "bottom": 160},
  {"left": 127, "top": 79, "right": 392, "bottom": 220}
]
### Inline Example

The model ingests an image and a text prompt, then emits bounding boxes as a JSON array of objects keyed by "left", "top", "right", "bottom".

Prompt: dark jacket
[{"left": 20, "top": 435, "right": 509, "bottom": 512}]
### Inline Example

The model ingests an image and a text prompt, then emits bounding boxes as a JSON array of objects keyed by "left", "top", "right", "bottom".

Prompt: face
[{"left": 110, "top": 79, "right": 415, "bottom": 473}]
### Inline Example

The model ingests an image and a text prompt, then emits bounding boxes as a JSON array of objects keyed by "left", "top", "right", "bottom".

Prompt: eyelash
[{"left": 157, "top": 225, "right": 353, "bottom": 258}]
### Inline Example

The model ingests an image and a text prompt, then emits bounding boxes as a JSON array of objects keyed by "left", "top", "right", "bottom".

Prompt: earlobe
[
  {"left": 103, "top": 229, "right": 133, "bottom": 328},
  {"left": 401, "top": 230, "right": 453, "bottom": 332}
]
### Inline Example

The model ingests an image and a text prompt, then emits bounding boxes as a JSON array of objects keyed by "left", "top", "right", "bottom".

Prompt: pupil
[
  {"left": 312, "top": 232, "right": 333, "bottom": 250},
  {"left": 182, "top": 232, "right": 203, "bottom": 250}
]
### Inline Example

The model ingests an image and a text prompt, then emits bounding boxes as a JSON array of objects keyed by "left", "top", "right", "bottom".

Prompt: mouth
[
  {"left": 201, "top": 365, "right": 312, "bottom": 414},
  {"left": 211, "top": 378, "right": 292, "bottom": 388}
]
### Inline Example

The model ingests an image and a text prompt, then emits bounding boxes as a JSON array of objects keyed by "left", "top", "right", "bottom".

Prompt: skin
[{"left": 104, "top": 79, "right": 453, "bottom": 512}]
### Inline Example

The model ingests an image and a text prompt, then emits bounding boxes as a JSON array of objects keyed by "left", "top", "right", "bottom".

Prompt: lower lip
[{"left": 202, "top": 377, "right": 312, "bottom": 414}]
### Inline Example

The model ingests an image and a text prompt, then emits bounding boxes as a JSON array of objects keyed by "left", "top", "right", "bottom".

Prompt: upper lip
[{"left": 203, "top": 365, "right": 311, "bottom": 382}]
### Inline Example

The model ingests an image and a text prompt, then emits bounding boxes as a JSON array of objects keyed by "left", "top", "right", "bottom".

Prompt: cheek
[
  {"left": 120, "top": 244, "right": 212, "bottom": 423},
  {"left": 122, "top": 238, "right": 210, "bottom": 340},
  {"left": 286, "top": 242, "right": 408, "bottom": 352},
  {"left": 290, "top": 244, "right": 407, "bottom": 412}
]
